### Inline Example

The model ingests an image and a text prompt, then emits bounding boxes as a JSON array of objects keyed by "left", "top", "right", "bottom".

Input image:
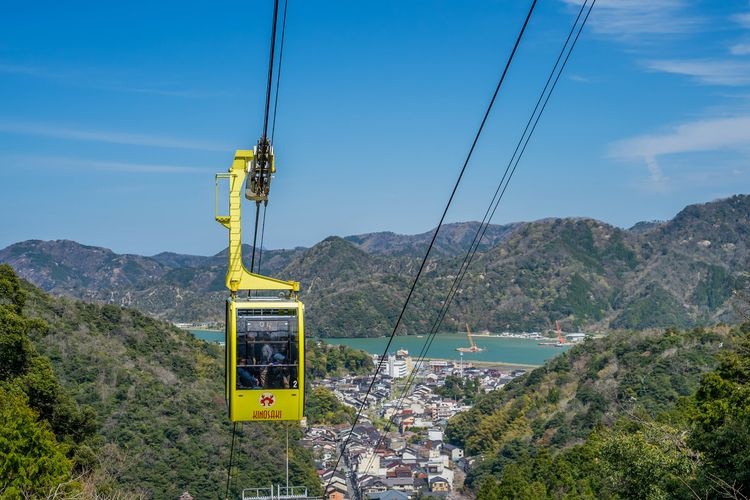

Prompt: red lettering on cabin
[{"left": 252, "top": 410, "right": 283, "bottom": 419}]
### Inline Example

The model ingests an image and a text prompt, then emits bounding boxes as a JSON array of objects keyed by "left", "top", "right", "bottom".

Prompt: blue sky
[{"left": 1, "top": 0, "right": 750, "bottom": 255}]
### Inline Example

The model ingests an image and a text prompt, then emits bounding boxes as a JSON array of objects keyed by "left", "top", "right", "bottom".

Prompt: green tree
[
  {"left": 305, "top": 341, "right": 373, "bottom": 379},
  {"left": 476, "top": 475, "right": 500, "bottom": 500},
  {"left": 689, "top": 324, "right": 750, "bottom": 496},
  {"left": 592, "top": 421, "right": 697, "bottom": 499},
  {"left": 0, "top": 270, "right": 97, "bottom": 465},
  {"left": 436, "top": 375, "right": 481, "bottom": 404},
  {"left": 0, "top": 263, "right": 26, "bottom": 314},
  {"left": 496, "top": 462, "right": 546, "bottom": 499},
  {"left": 305, "top": 386, "right": 354, "bottom": 425},
  {"left": 0, "top": 387, "right": 75, "bottom": 498}
]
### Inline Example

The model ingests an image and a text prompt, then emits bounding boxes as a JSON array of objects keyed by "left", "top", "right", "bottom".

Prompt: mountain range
[{"left": 2, "top": 195, "right": 749, "bottom": 336}]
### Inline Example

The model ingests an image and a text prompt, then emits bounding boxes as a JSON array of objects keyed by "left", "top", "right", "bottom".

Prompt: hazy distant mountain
[
  {"left": 0, "top": 239, "right": 166, "bottom": 293},
  {"left": 343, "top": 221, "right": 524, "bottom": 257},
  {"left": 149, "top": 251, "right": 216, "bottom": 269},
  {"left": 627, "top": 220, "right": 666, "bottom": 234},
  {"left": 2, "top": 196, "right": 749, "bottom": 335}
]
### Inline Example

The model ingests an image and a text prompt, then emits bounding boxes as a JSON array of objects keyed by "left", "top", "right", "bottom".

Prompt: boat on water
[{"left": 456, "top": 323, "right": 486, "bottom": 353}]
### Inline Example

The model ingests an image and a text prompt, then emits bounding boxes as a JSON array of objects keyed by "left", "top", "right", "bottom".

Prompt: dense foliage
[
  {"left": 305, "top": 386, "right": 355, "bottom": 425},
  {"left": 3, "top": 266, "right": 322, "bottom": 499},
  {"left": 447, "top": 327, "right": 725, "bottom": 456},
  {"left": 435, "top": 374, "right": 482, "bottom": 404},
  {"left": 0, "top": 264, "right": 97, "bottom": 498},
  {"left": 305, "top": 340, "right": 373, "bottom": 379},
  {"left": 689, "top": 323, "right": 750, "bottom": 495},
  {"left": 450, "top": 324, "right": 750, "bottom": 499}
]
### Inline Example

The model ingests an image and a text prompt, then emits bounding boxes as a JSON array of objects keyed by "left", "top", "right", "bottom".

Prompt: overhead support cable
[
  {"left": 361, "top": 0, "right": 596, "bottom": 474},
  {"left": 271, "top": 0, "right": 289, "bottom": 144},
  {"left": 262, "top": 0, "right": 281, "bottom": 140},
  {"left": 258, "top": 0, "right": 288, "bottom": 274},
  {"left": 325, "top": 0, "right": 539, "bottom": 491},
  {"left": 257, "top": 205, "right": 268, "bottom": 274},
  {"left": 250, "top": 203, "right": 262, "bottom": 273},
  {"left": 233, "top": 15, "right": 287, "bottom": 500},
  {"left": 252, "top": 0, "right": 288, "bottom": 276},
  {"left": 225, "top": 422, "right": 238, "bottom": 500}
]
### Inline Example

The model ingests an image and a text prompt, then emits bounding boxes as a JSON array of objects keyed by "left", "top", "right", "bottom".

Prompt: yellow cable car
[
  {"left": 216, "top": 148, "right": 305, "bottom": 422},
  {"left": 226, "top": 298, "right": 304, "bottom": 421}
]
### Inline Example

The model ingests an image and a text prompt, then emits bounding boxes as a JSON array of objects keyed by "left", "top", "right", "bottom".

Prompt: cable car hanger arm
[{"left": 215, "top": 148, "right": 298, "bottom": 295}]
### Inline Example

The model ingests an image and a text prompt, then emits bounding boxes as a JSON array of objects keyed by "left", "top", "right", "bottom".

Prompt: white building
[
  {"left": 565, "top": 333, "right": 588, "bottom": 343},
  {"left": 426, "top": 460, "right": 454, "bottom": 491},
  {"left": 388, "top": 354, "right": 409, "bottom": 378},
  {"left": 357, "top": 450, "right": 385, "bottom": 477}
]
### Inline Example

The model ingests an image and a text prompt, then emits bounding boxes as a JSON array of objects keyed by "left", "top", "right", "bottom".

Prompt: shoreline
[{"left": 420, "top": 357, "right": 541, "bottom": 370}]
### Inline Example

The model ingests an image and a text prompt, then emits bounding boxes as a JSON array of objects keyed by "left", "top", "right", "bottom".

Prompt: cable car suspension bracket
[{"left": 215, "top": 148, "right": 298, "bottom": 296}]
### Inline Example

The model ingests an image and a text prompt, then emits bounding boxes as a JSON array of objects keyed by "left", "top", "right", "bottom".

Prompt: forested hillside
[
  {"left": 446, "top": 323, "right": 750, "bottom": 499},
  {"left": 2, "top": 195, "right": 749, "bottom": 335},
  {"left": 0, "top": 264, "right": 97, "bottom": 498},
  {"left": 1, "top": 265, "right": 322, "bottom": 498}
]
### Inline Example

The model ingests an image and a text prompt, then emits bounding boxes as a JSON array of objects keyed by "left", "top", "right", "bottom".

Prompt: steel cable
[
  {"left": 361, "top": 0, "right": 596, "bottom": 474},
  {"left": 262, "top": 0, "right": 281, "bottom": 140},
  {"left": 224, "top": 422, "right": 238, "bottom": 500},
  {"left": 324, "top": 0, "right": 539, "bottom": 492}
]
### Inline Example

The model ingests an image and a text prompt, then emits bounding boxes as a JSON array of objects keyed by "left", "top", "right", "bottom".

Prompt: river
[
  {"left": 190, "top": 329, "right": 224, "bottom": 344},
  {"left": 189, "top": 330, "right": 570, "bottom": 367},
  {"left": 321, "top": 334, "right": 570, "bottom": 366}
]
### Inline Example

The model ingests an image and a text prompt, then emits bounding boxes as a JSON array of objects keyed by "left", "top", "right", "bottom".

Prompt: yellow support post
[{"left": 215, "top": 149, "right": 299, "bottom": 295}]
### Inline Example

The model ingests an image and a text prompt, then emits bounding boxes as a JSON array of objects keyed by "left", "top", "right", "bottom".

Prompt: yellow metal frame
[
  {"left": 215, "top": 149, "right": 298, "bottom": 295},
  {"left": 226, "top": 298, "right": 305, "bottom": 422}
]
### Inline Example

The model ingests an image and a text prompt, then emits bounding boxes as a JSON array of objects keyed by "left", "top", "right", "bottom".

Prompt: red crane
[{"left": 556, "top": 320, "right": 566, "bottom": 345}]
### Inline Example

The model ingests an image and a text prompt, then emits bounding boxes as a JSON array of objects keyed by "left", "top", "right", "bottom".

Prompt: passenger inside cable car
[{"left": 236, "top": 310, "right": 299, "bottom": 390}]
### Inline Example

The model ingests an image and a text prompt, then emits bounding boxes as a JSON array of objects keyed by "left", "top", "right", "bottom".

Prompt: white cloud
[
  {"left": 96, "top": 84, "right": 217, "bottom": 98},
  {"left": 645, "top": 59, "right": 750, "bottom": 86},
  {"left": 568, "top": 74, "right": 592, "bottom": 83},
  {"left": 611, "top": 116, "right": 750, "bottom": 159},
  {"left": 0, "top": 121, "right": 228, "bottom": 151},
  {"left": 0, "top": 61, "right": 218, "bottom": 98},
  {"left": 3, "top": 155, "right": 208, "bottom": 174},
  {"left": 610, "top": 116, "right": 750, "bottom": 189},
  {"left": 733, "top": 12, "right": 750, "bottom": 28},
  {"left": 643, "top": 155, "right": 668, "bottom": 189},
  {"left": 730, "top": 43, "right": 750, "bottom": 55},
  {"left": 561, "top": 0, "right": 702, "bottom": 39},
  {"left": 69, "top": 159, "right": 208, "bottom": 174},
  {"left": 0, "top": 62, "right": 60, "bottom": 78},
  {"left": 559, "top": 2, "right": 750, "bottom": 88}
]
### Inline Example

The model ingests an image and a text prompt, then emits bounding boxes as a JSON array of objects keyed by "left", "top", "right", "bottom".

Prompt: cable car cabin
[{"left": 225, "top": 297, "right": 304, "bottom": 422}]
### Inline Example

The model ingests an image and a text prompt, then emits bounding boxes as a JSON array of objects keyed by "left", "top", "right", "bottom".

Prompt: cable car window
[{"left": 236, "top": 308, "right": 298, "bottom": 390}]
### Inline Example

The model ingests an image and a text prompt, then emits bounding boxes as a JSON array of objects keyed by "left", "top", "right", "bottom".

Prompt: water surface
[{"left": 321, "top": 334, "right": 569, "bottom": 366}]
